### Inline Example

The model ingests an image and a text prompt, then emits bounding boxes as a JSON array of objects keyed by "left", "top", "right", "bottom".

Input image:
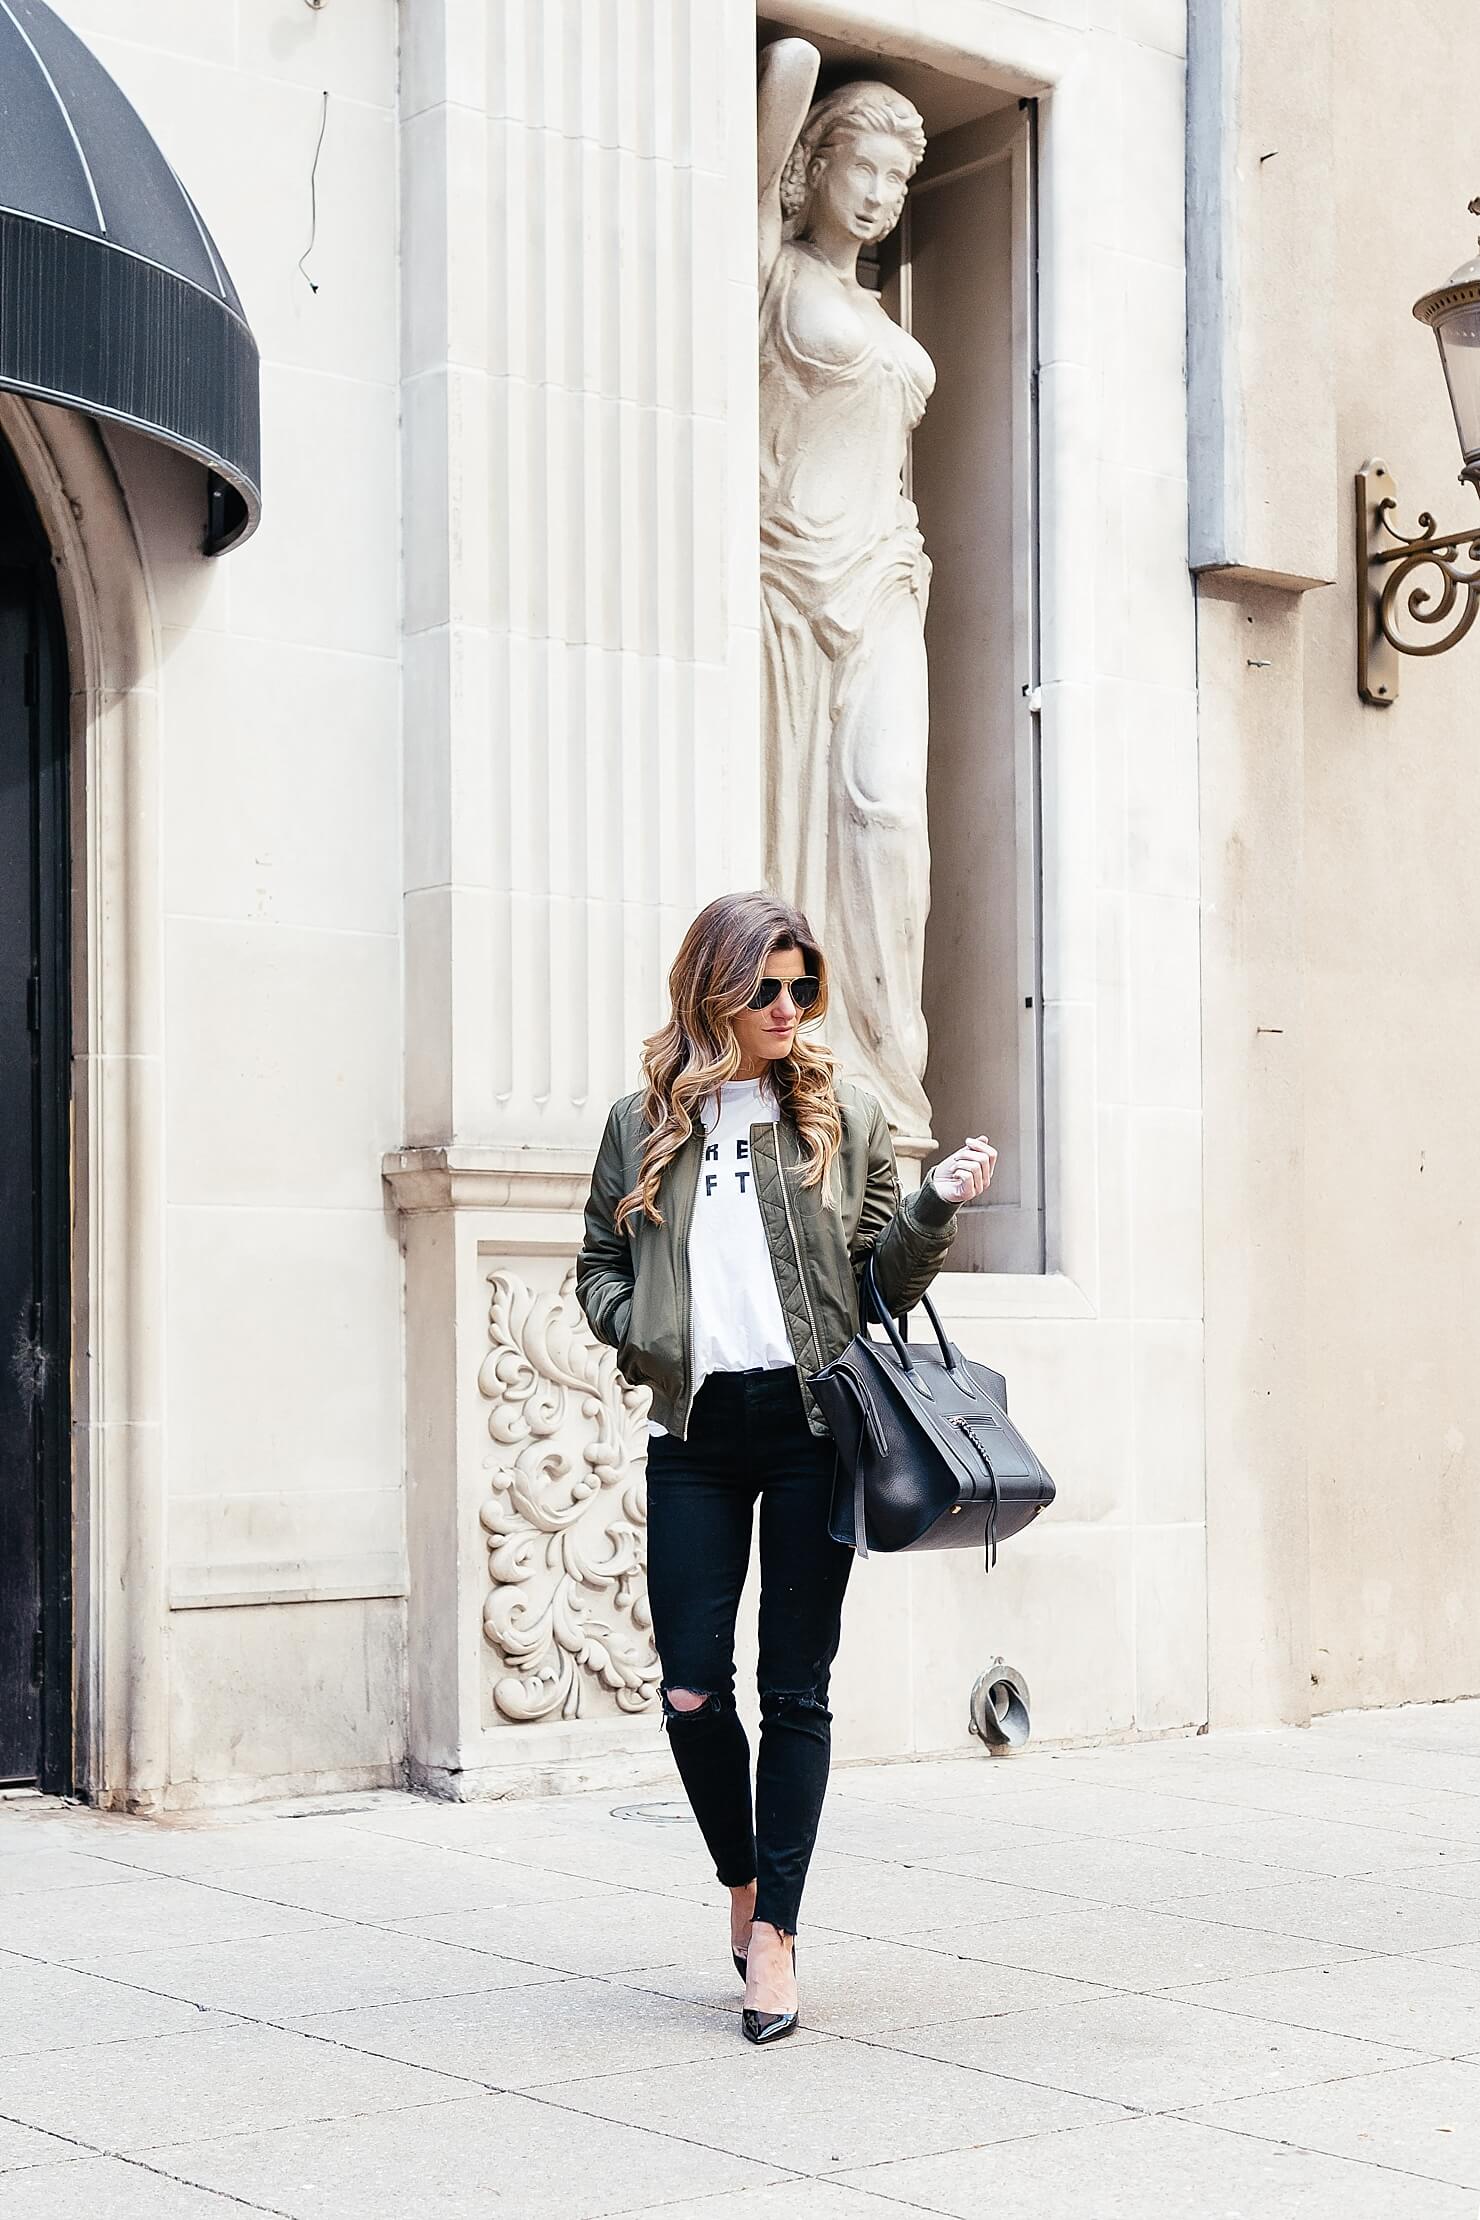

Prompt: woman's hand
[{"left": 929, "top": 1134, "right": 997, "bottom": 1204}]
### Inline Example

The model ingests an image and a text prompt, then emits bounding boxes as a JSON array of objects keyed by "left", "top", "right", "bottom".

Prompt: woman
[
  {"left": 576, "top": 890, "right": 994, "bottom": 2044},
  {"left": 757, "top": 44, "right": 936, "bottom": 1145}
]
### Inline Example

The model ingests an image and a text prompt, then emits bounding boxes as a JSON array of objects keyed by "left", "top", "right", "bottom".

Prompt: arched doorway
[{"left": 0, "top": 434, "right": 70, "bottom": 1791}]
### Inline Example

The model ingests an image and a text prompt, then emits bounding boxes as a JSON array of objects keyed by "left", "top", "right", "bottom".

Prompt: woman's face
[
  {"left": 731, "top": 944, "right": 815, "bottom": 1072},
  {"left": 808, "top": 128, "right": 912, "bottom": 245}
]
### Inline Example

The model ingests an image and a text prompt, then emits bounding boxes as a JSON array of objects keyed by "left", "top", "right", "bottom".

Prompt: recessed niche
[{"left": 757, "top": 17, "right": 1042, "bottom": 1270}]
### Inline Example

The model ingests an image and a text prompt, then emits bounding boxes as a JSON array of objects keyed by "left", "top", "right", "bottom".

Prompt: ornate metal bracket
[{"left": 1357, "top": 458, "right": 1480, "bottom": 705}]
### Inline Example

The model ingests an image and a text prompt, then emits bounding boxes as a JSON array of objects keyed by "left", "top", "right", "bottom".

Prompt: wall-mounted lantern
[{"left": 1358, "top": 202, "right": 1480, "bottom": 706}]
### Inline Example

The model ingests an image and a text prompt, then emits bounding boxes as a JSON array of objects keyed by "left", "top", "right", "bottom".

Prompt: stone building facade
[{"left": 1, "top": 0, "right": 1474, "bottom": 1810}]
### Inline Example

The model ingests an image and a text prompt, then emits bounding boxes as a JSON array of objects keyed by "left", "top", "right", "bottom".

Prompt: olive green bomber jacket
[{"left": 574, "top": 1079, "right": 959, "bottom": 1440}]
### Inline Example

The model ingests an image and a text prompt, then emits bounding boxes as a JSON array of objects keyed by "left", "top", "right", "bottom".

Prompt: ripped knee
[
  {"left": 660, "top": 1684, "right": 734, "bottom": 1734},
  {"left": 760, "top": 1685, "right": 833, "bottom": 1730},
  {"left": 663, "top": 1686, "right": 711, "bottom": 1715}
]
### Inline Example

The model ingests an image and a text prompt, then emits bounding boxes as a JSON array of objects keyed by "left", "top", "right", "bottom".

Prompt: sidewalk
[{"left": 2, "top": 1704, "right": 1479, "bottom": 2219}]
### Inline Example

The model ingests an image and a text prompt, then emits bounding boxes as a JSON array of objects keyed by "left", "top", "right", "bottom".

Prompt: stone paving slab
[
  {"left": 928, "top": 1779, "right": 1255, "bottom": 1838},
  {"left": 0, "top": 1850, "right": 164, "bottom": 1899},
  {"left": 916, "top": 1831, "right": 1285, "bottom": 1906},
  {"left": 1, "top": 1700, "right": 1478, "bottom": 2218},
  {"left": 1186, "top": 1737, "right": 1480, "bottom": 1797},
  {"left": 1379, "top": 1855, "right": 1480, "bottom": 1902},
  {"left": 0, "top": 2018, "right": 471, "bottom": 2155},
  {"left": 0, "top": 2115, "right": 82, "bottom": 2171},
  {"left": 153, "top": 2090, "right": 784, "bottom": 2220},
  {"left": 815, "top": 1799, "right": 1071, "bottom": 1864},
  {"left": 0, "top": 2154, "right": 276, "bottom": 2217},
  {"left": 1045, "top": 1742, "right": 1476, "bottom": 1820},
  {"left": 173, "top": 1842, "right": 619, "bottom": 1922},
  {"left": 1157, "top": 1950, "right": 1480, "bottom": 2055},
  {"left": 1424, "top": 1937, "right": 1480, "bottom": 1970},
  {"left": 0, "top": 1872, "right": 337, "bottom": 1965},
  {"left": 383, "top": 1888, "right": 791, "bottom": 1978},
  {"left": 22, "top": 1809, "right": 433, "bottom": 1876},
  {"left": 1182, "top": 2055, "right": 1480, "bottom": 2193},
  {"left": 71, "top": 1922, "right": 574, "bottom": 2020},
  {"left": 1139, "top": 1810, "right": 1471, "bottom": 1876},
  {"left": 627, "top": 2188, "right": 923, "bottom": 2220},
  {"left": 0, "top": 1811, "right": 101, "bottom": 1855},
  {"left": 545, "top": 2033, "right": 1127, "bottom": 2172},
  {"left": 877, "top": 1989, "right": 1417, "bottom": 2110},
  {"left": 424, "top": 1829, "right": 728, "bottom": 1901},
  {"left": 1102, "top": 1766, "right": 1476, "bottom": 1842},
  {"left": 836, "top": 2112, "right": 1480, "bottom": 2218},
  {"left": 766, "top": 1848, "right": 1067, "bottom": 1938},
  {"left": 0, "top": 1952, "right": 235, "bottom": 2059},
  {"left": 1332, "top": 1700, "right": 1480, "bottom": 1744},
  {"left": 1171, "top": 1873, "right": 1480, "bottom": 1953},
  {"left": 288, "top": 1972, "right": 752, "bottom": 2087},
  {"left": 900, "top": 1903, "right": 1374, "bottom": 1989},
  {"left": 623, "top": 1931, "right": 1110, "bottom": 2036}
]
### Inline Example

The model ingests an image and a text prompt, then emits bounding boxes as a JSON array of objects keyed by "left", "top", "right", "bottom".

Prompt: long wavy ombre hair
[{"left": 615, "top": 892, "right": 844, "bottom": 1232}]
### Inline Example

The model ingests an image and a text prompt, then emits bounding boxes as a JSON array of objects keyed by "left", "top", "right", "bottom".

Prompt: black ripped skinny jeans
[{"left": 645, "top": 1365, "right": 853, "bottom": 1935}]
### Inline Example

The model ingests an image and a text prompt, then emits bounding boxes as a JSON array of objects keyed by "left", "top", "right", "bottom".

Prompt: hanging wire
[{"left": 298, "top": 90, "right": 329, "bottom": 294}]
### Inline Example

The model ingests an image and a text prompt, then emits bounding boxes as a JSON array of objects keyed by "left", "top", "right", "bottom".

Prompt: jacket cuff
[{"left": 905, "top": 1173, "right": 959, "bottom": 1234}]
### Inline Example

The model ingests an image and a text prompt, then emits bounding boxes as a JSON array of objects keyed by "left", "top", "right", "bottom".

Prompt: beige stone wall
[
  {"left": 46, "top": 0, "right": 408, "bottom": 1806},
  {"left": 1197, "top": 0, "right": 1480, "bottom": 1719},
  {"left": 1303, "top": 1, "right": 1480, "bottom": 1710}
]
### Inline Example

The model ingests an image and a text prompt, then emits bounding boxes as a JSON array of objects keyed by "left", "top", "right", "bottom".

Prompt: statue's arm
[{"left": 757, "top": 37, "right": 819, "bottom": 289}]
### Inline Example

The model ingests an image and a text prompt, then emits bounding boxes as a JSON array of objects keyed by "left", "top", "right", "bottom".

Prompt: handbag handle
[{"left": 862, "top": 1256, "right": 966, "bottom": 1384}]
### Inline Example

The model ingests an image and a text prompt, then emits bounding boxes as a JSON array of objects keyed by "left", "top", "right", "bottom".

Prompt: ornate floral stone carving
[{"left": 477, "top": 1264, "right": 659, "bottom": 1724}]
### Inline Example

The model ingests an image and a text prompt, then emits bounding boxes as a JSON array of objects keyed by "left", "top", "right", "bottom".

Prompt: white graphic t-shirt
[{"left": 646, "top": 1077, "right": 794, "bottom": 1437}]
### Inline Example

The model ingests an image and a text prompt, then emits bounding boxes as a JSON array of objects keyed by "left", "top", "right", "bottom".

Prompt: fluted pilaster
[{"left": 403, "top": 0, "right": 760, "bottom": 1150}]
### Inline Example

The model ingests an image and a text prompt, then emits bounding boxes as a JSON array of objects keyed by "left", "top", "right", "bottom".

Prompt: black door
[{"left": 0, "top": 440, "right": 70, "bottom": 1792}]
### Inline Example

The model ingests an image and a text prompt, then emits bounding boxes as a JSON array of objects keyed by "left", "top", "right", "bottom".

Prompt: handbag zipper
[
  {"left": 949, "top": 1414, "right": 1002, "bottom": 1565},
  {"left": 950, "top": 1413, "right": 999, "bottom": 1494}
]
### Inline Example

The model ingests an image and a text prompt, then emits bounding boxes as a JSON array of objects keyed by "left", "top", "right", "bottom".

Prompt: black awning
[{"left": 0, "top": 0, "right": 260, "bottom": 552}]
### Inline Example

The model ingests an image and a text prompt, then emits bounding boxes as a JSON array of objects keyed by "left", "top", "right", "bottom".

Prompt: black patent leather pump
[{"left": 741, "top": 1942, "right": 798, "bottom": 2045}]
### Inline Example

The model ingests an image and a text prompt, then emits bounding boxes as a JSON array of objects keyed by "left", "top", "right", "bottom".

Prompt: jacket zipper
[
  {"left": 772, "top": 1121, "right": 825, "bottom": 1373},
  {"left": 673, "top": 1131, "right": 702, "bottom": 1435}
]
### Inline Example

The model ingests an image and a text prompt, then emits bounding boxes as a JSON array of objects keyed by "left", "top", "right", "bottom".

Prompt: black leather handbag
[{"left": 812, "top": 1258, "right": 1056, "bottom": 1564}]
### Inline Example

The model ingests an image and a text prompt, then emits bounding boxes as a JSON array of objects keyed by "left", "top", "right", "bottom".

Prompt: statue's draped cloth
[{"left": 759, "top": 242, "right": 935, "bottom": 1144}]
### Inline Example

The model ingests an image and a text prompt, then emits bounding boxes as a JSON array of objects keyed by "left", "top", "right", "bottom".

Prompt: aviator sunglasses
[{"left": 747, "top": 974, "right": 821, "bottom": 1011}]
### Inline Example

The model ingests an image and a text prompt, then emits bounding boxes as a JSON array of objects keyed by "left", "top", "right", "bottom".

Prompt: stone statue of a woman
[{"left": 757, "top": 39, "right": 935, "bottom": 1147}]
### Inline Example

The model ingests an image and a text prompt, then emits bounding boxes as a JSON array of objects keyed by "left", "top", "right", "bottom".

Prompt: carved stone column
[
  {"left": 400, "top": 0, "right": 762, "bottom": 1153},
  {"left": 395, "top": 0, "right": 758, "bottom": 1792}
]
